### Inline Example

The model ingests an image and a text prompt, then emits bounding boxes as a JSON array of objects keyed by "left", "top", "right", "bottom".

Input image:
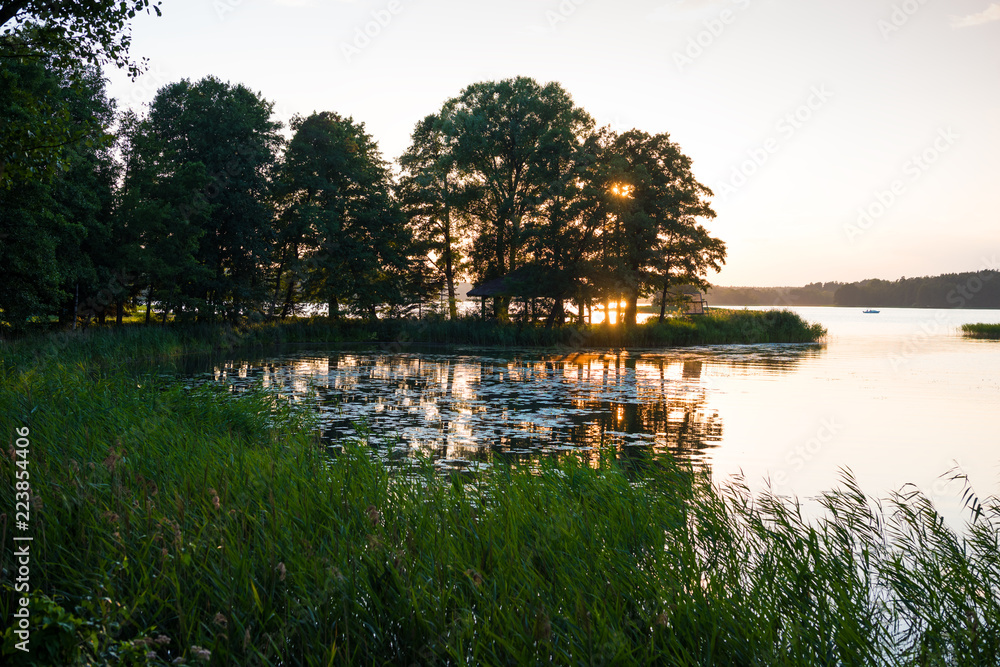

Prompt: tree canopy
[{"left": 0, "top": 0, "right": 161, "bottom": 77}]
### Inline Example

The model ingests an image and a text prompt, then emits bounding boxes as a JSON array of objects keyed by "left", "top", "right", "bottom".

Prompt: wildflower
[
  {"left": 465, "top": 569, "right": 483, "bottom": 587},
  {"left": 213, "top": 612, "right": 228, "bottom": 629},
  {"left": 69, "top": 459, "right": 80, "bottom": 473},
  {"left": 276, "top": 561, "right": 287, "bottom": 581},
  {"left": 155, "top": 634, "right": 171, "bottom": 646},
  {"left": 190, "top": 645, "right": 211, "bottom": 662},
  {"left": 208, "top": 488, "right": 220, "bottom": 510},
  {"left": 655, "top": 612, "right": 669, "bottom": 628},
  {"left": 172, "top": 657, "right": 187, "bottom": 664},
  {"left": 146, "top": 651, "right": 158, "bottom": 660},
  {"left": 243, "top": 628, "right": 251, "bottom": 650},
  {"left": 366, "top": 504, "right": 380, "bottom": 526},
  {"left": 330, "top": 566, "right": 345, "bottom": 582}
]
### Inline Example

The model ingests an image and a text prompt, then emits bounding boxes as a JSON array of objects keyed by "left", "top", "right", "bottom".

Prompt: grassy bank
[
  {"left": 1, "top": 309, "right": 825, "bottom": 367},
  {"left": 961, "top": 323, "right": 1000, "bottom": 339},
  {"left": 2, "top": 331, "right": 997, "bottom": 665}
]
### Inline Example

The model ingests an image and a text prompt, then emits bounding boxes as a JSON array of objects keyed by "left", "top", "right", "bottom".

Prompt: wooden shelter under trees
[{"left": 467, "top": 265, "right": 580, "bottom": 323}]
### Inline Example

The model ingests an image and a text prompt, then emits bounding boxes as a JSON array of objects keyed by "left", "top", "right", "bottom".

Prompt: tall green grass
[
  {"left": 961, "top": 323, "right": 1000, "bottom": 339},
  {"left": 3, "top": 327, "right": 996, "bottom": 666}
]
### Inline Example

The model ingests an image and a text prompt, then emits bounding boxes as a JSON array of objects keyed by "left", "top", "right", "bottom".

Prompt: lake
[{"left": 192, "top": 307, "right": 1000, "bottom": 523}]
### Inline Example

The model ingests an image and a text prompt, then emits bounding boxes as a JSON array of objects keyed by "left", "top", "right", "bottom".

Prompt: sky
[{"left": 104, "top": 0, "right": 1000, "bottom": 287}]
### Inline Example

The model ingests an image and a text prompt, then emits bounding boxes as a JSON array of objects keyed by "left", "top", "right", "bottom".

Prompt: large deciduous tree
[
  {"left": 274, "top": 111, "right": 410, "bottom": 319},
  {"left": 397, "top": 110, "right": 469, "bottom": 319},
  {"left": 143, "top": 76, "right": 282, "bottom": 321},
  {"left": 445, "top": 77, "right": 593, "bottom": 319},
  {"left": 0, "top": 61, "right": 116, "bottom": 330},
  {"left": 593, "top": 129, "right": 724, "bottom": 326}
]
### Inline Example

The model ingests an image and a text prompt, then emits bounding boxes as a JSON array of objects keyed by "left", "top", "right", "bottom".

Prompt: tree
[
  {"left": 445, "top": 77, "right": 593, "bottom": 319},
  {"left": 590, "top": 129, "right": 724, "bottom": 326},
  {"left": 0, "top": 0, "right": 161, "bottom": 77},
  {"left": 115, "top": 109, "right": 211, "bottom": 323},
  {"left": 527, "top": 127, "right": 604, "bottom": 326},
  {"left": 274, "top": 111, "right": 411, "bottom": 319},
  {"left": 51, "top": 66, "right": 120, "bottom": 326},
  {"left": 143, "top": 76, "right": 282, "bottom": 321},
  {"left": 0, "top": 59, "right": 116, "bottom": 330},
  {"left": 1, "top": 2, "right": 160, "bottom": 188},
  {"left": 397, "top": 110, "right": 469, "bottom": 319}
]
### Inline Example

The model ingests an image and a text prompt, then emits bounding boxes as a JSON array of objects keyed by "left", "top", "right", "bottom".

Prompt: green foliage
[
  {"left": 0, "top": 56, "right": 115, "bottom": 330},
  {"left": 590, "top": 128, "right": 724, "bottom": 324},
  {"left": 138, "top": 76, "right": 283, "bottom": 321},
  {"left": 960, "top": 323, "right": 1000, "bottom": 339},
  {"left": 3, "top": 72, "right": 731, "bottom": 332},
  {"left": 274, "top": 112, "right": 411, "bottom": 319},
  {"left": 444, "top": 77, "right": 594, "bottom": 315},
  {"left": 397, "top": 112, "right": 470, "bottom": 319},
  {"left": 0, "top": 0, "right": 162, "bottom": 79},
  {"left": 0, "top": 0, "right": 160, "bottom": 189}
]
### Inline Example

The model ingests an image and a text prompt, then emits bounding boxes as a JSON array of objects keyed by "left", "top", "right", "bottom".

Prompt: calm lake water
[{"left": 194, "top": 307, "right": 1000, "bottom": 522}]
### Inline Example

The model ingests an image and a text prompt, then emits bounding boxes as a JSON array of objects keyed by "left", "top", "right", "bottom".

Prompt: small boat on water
[{"left": 863, "top": 309, "right": 880, "bottom": 314}]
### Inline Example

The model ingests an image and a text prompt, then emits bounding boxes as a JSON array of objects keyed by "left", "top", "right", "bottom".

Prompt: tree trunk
[
  {"left": 280, "top": 278, "right": 295, "bottom": 319},
  {"left": 658, "top": 281, "right": 669, "bottom": 323},
  {"left": 328, "top": 297, "right": 339, "bottom": 320},
  {"left": 272, "top": 255, "right": 286, "bottom": 314},
  {"left": 447, "top": 280, "right": 457, "bottom": 320},
  {"left": 545, "top": 298, "right": 564, "bottom": 329},
  {"left": 624, "top": 291, "right": 638, "bottom": 328},
  {"left": 116, "top": 298, "right": 124, "bottom": 326},
  {"left": 145, "top": 287, "right": 152, "bottom": 325},
  {"left": 444, "top": 178, "right": 458, "bottom": 320}
]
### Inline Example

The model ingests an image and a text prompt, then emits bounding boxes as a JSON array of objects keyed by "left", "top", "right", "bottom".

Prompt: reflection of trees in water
[
  {"left": 194, "top": 345, "right": 821, "bottom": 470},
  {"left": 546, "top": 355, "right": 723, "bottom": 471}
]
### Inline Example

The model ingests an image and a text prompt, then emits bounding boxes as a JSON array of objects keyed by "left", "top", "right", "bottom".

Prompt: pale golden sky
[{"left": 106, "top": 0, "right": 1000, "bottom": 286}]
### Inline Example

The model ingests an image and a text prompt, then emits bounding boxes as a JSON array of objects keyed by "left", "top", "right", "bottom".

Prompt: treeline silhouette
[
  {"left": 1, "top": 54, "right": 726, "bottom": 332},
  {"left": 708, "top": 271, "right": 1000, "bottom": 309}
]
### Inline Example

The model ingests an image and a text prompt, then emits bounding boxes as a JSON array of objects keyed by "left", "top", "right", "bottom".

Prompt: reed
[
  {"left": 960, "top": 323, "right": 1000, "bottom": 339},
  {"left": 0, "top": 309, "right": 825, "bottom": 373},
  {"left": 3, "top": 326, "right": 994, "bottom": 666}
]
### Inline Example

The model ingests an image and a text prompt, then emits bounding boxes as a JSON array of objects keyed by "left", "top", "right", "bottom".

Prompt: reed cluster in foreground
[
  {"left": 2, "top": 327, "right": 996, "bottom": 666},
  {"left": 961, "top": 323, "right": 1000, "bottom": 339}
]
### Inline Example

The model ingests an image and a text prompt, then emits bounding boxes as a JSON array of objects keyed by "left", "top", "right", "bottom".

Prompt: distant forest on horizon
[{"left": 706, "top": 270, "right": 1000, "bottom": 309}]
